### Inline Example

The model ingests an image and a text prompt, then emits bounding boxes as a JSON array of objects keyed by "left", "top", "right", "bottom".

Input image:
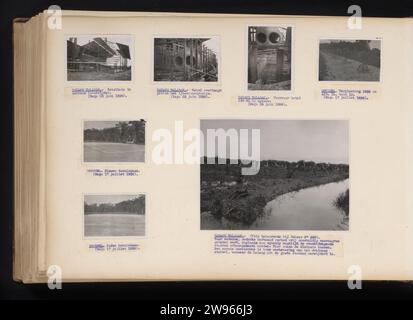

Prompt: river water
[
  {"left": 201, "top": 179, "right": 349, "bottom": 231},
  {"left": 252, "top": 179, "right": 349, "bottom": 230}
]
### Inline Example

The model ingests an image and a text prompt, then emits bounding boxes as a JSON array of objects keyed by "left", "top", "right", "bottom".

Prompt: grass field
[
  {"left": 84, "top": 213, "right": 145, "bottom": 237},
  {"left": 319, "top": 52, "right": 380, "bottom": 81},
  {"left": 84, "top": 142, "right": 145, "bottom": 162},
  {"left": 68, "top": 70, "right": 131, "bottom": 81}
]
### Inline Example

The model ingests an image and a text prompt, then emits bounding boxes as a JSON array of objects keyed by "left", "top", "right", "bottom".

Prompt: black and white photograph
[
  {"left": 319, "top": 39, "right": 381, "bottom": 81},
  {"left": 200, "top": 119, "right": 349, "bottom": 231},
  {"left": 247, "top": 26, "right": 292, "bottom": 90},
  {"left": 83, "top": 120, "right": 145, "bottom": 163},
  {"left": 154, "top": 37, "right": 219, "bottom": 82},
  {"left": 84, "top": 194, "right": 145, "bottom": 237},
  {"left": 67, "top": 35, "right": 132, "bottom": 81}
]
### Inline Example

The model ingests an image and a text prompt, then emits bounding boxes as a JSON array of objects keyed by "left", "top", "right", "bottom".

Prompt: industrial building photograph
[
  {"left": 66, "top": 35, "right": 132, "bottom": 81},
  {"left": 154, "top": 37, "right": 219, "bottom": 82},
  {"left": 247, "top": 26, "right": 292, "bottom": 90}
]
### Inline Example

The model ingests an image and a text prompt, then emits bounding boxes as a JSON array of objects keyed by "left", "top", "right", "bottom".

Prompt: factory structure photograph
[
  {"left": 67, "top": 35, "right": 132, "bottom": 81},
  {"left": 248, "top": 26, "right": 292, "bottom": 90},
  {"left": 154, "top": 37, "right": 219, "bottom": 82}
]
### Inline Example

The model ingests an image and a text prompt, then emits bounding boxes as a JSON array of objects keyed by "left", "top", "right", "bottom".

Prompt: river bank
[
  {"left": 201, "top": 160, "right": 349, "bottom": 227},
  {"left": 202, "top": 179, "right": 349, "bottom": 230}
]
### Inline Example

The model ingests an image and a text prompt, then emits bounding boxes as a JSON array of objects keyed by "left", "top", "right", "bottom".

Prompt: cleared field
[
  {"left": 84, "top": 142, "right": 145, "bottom": 162},
  {"left": 68, "top": 70, "right": 131, "bottom": 81},
  {"left": 319, "top": 52, "right": 380, "bottom": 81},
  {"left": 84, "top": 213, "right": 145, "bottom": 237}
]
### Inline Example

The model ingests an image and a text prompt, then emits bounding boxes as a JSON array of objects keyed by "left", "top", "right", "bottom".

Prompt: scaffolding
[{"left": 154, "top": 38, "right": 218, "bottom": 81}]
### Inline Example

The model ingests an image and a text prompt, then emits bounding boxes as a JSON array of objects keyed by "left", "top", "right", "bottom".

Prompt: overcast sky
[
  {"left": 203, "top": 37, "right": 220, "bottom": 54},
  {"left": 320, "top": 39, "right": 380, "bottom": 50},
  {"left": 201, "top": 120, "right": 349, "bottom": 164},
  {"left": 70, "top": 35, "right": 132, "bottom": 47},
  {"left": 84, "top": 121, "right": 123, "bottom": 130},
  {"left": 84, "top": 194, "right": 143, "bottom": 205}
]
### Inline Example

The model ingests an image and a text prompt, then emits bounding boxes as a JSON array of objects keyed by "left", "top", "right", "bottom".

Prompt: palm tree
[{"left": 116, "top": 121, "right": 129, "bottom": 143}]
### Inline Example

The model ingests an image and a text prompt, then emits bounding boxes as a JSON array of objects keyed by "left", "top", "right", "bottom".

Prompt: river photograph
[
  {"left": 84, "top": 194, "right": 146, "bottom": 237},
  {"left": 83, "top": 120, "right": 146, "bottom": 163},
  {"left": 200, "top": 119, "right": 349, "bottom": 231}
]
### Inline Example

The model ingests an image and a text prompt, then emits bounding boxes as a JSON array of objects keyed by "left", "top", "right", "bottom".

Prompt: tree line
[
  {"left": 202, "top": 157, "right": 348, "bottom": 171},
  {"left": 201, "top": 157, "right": 349, "bottom": 181},
  {"left": 84, "top": 196, "right": 145, "bottom": 214},
  {"left": 320, "top": 40, "right": 380, "bottom": 68},
  {"left": 84, "top": 120, "right": 145, "bottom": 144}
]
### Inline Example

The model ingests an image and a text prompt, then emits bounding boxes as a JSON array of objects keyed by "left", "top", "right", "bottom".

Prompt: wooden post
[
  {"left": 189, "top": 39, "right": 194, "bottom": 80},
  {"left": 248, "top": 27, "right": 258, "bottom": 84},
  {"left": 183, "top": 39, "right": 187, "bottom": 80},
  {"left": 275, "top": 49, "right": 284, "bottom": 82},
  {"left": 202, "top": 45, "right": 205, "bottom": 73},
  {"left": 208, "top": 49, "right": 211, "bottom": 74},
  {"left": 206, "top": 49, "right": 209, "bottom": 74},
  {"left": 194, "top": 39, "right": 198, "bottom": 71},
  {"left": 170, "top": 42, "right": 175, "bottom": 80},
  {"left": 285, "top": 27, "right": 291, "bottom": 63}
]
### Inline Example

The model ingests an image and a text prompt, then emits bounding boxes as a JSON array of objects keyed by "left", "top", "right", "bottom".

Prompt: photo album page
[{"left": 20, "top": 11, "right": 413, "bottom": 281}]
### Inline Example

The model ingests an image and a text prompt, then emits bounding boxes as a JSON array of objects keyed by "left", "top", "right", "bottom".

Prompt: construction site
[
  {"left": 154, "top": 38, "right": 218, "bottom": 82},
  {"left": 67, "top": 36, "right": 132, "bottom": 81},
  {"left": 247, "top": 26, "right": 292, "bottom": 90}
]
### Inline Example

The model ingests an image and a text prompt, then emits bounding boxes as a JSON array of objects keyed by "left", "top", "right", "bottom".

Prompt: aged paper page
[{"left": 43, "top": 11, "right": 412, "bottom": 280}]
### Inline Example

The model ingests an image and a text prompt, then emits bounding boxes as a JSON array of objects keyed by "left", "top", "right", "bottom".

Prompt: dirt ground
[
  {"left": 248, "top": 80, "right": 291, "bottom": 90},
  {"left": 319, "top": 52, "right": 380, "bottom": 81},
  {"left": 68, "top": 69, "right": 132, "bottom": 81}
]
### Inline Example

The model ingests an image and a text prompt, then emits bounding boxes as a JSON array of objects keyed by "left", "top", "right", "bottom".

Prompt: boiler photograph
[
  {"left": 154, "top": 37, "right": 219, "bottom": 82},
  {"left": 67, "top": 35, "right": 132, "bottom": 81},
  {"left": 247, "top": 26, "right": 292, "bottom": 90},
  {"left": 200, "top": 119, "right": 349, "bottom": 231}
]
